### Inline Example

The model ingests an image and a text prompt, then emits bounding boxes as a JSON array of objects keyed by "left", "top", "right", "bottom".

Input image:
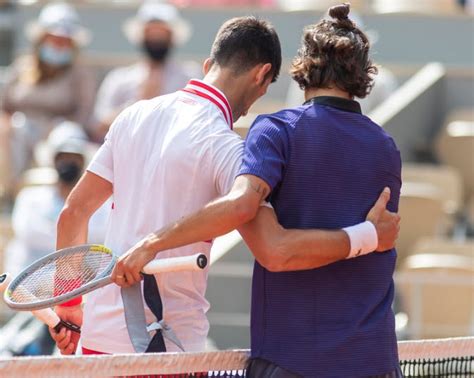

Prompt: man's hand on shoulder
[{"left": 366, "top": 187, "right": 401, "bottom": 252}]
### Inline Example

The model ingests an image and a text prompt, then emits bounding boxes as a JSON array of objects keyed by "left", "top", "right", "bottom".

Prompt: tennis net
[{"left": 0, "top": 337, "right": 472, "bottom": 377}]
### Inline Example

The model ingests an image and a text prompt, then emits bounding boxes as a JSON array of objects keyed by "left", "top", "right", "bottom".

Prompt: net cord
[{"left": 0, "top": 338, "right": 473, "bottom": 377}]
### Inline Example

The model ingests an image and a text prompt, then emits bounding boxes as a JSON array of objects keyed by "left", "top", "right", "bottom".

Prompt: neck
[
  {"left": 201, "top": 68, "right": 247, "bottom": 121},
  {"left": 145, "top": 59, "right": 164, "bottom": 69},
  {"left": 304, "top": 86, "right": 352, "bottom": 102}
]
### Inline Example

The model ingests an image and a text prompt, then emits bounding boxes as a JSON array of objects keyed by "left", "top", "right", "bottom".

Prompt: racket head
[{"left": 4, "top": 244, "right": 116, "bottom": 311}]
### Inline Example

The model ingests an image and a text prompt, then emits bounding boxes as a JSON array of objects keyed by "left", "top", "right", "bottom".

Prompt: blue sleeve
[{"left": 238, "top": 114, "right": 290, "bottom": 191}]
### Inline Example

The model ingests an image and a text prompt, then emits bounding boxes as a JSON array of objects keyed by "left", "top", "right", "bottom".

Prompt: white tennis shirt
[{"left": 83, "top": 79, "right": 244, "bottom": 353}]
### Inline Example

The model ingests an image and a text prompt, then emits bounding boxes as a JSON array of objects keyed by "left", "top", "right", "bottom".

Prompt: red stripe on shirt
[
  {"left": 188, "top": 80, "right": 233, "bottom": 129},
  {"left": 181, "top": 88, "right": 232, "bottom": 129}
]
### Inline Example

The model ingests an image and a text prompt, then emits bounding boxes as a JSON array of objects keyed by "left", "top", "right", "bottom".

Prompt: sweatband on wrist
[
  {"left": 58, "top": 297, "right": 82, "bottom": 307},
  {"left": 343, "top": 221, "right": 378, "bottom": 259}
]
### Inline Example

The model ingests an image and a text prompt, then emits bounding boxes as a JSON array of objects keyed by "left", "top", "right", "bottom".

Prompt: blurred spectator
[
  {"left": 465, "top": 0, "right": 474, "bottom": 13},
  {"left": 0, "top": 2, "right": 96, "bottom": 191},
  {"left": 92, "top": 1, "right": 200, "bottom": 141},
  {"left": 4, "top": 121, "right": 110, "bottom": 275},
  {"left": 285, "top": 12, "right": 398, "bottom": 114}
]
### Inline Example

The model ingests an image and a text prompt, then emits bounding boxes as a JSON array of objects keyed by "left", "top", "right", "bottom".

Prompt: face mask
[
  {"left": 39, "top": 44, "right": 74, "bottom": 67},
  {"left": 142, "top": 40, "right": 171, "bottom": 62},
  {"left": 56, "top": 161, "right": 82, "bottom": 184}
]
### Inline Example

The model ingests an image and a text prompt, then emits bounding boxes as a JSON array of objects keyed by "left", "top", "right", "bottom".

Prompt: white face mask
[{"left": 39, "top": 43, "right": 73, "bottom": 67}]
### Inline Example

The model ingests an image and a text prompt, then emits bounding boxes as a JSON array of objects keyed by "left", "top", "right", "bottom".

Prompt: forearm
[
  {"left": 238, "top": 208, "right": 350, "bottom": 271},
  {"left": 272, "top": 228, "right": 349, "bottom": 271},
  {"left": 144, "top": 194, "right": 256, "bottom": 254}
]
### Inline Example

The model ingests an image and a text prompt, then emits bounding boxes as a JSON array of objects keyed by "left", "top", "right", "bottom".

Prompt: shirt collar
[
  {"left": 181, "top": 79, "right": 234, "bottom": 129},
  {"left": 303, "top": 96, "right": 362, "bottom": 114}
]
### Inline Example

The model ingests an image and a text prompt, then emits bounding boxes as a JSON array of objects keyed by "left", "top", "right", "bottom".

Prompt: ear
[
  {"left": 255, "top": 63, "right": 272, "bottom": 86},
  {"left": 203, "top": 58, "right": 213, "bottom": 76}
]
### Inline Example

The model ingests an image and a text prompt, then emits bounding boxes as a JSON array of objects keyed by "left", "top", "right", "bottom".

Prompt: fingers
[
  {"left": 49, "top": 327, "right": 76, "bottom": 355},
  {"left": 374, "top": 187, "right": 391, "bottom": 213},
  {"left": 366, "top": 187, "right": 391, "bottom": 224},
  {"left": 111, "top": 263, "right": 129, "bottom": 287},
  {"left": 112, "top": 258, "right": 143, "bottom": 287},
  {"left": 375, "top": 211, "right": 401, "bottom": 252}
]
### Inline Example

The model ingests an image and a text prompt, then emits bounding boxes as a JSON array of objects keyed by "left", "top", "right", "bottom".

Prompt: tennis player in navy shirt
[{"left": 239, "top": 5, "right": 402, "bottom": 377}]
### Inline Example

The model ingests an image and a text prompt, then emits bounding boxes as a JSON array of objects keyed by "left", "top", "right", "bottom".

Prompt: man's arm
[
  {"left": 238, "top": 186, "right": 399, "bottom": 272},
  {"left": 50, "top": 171, "right": 112, "bottom": 355},
  {"left": 111, "top": 174, "right": 268, "bottom": 284},
  {"left": 56, "top": 171, "right": 113, "bottom": 249},
  {"left": 112, "top": 175, "right": 399, "bottom": 285}
]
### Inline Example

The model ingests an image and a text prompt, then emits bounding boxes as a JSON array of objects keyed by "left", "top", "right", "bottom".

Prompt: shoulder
[
  {"left": 4, "top": 55, "right": 34, "bottom": 83},
  {"left": 248, "top": 105, "right": 311, "bottom": 139},
  {"left": 112, "top": 93, "right": 175, "bottom": 130}
]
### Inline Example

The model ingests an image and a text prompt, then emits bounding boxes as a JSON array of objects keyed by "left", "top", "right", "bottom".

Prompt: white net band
[{"left": 0, "top": 338, "right": 473, "bottom": 377}]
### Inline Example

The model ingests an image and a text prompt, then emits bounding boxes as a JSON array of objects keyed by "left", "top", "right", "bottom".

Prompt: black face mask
[
  {"left": 56, "top": 161, "right": 82, "bottom": 184},
  {"left": 142, "top": 40, "right": 171, "bottom": 62}
]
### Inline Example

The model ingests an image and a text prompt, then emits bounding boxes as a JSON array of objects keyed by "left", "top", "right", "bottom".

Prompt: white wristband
[{"left": 343, "top": 221, "right": 378, "bottom": 259}]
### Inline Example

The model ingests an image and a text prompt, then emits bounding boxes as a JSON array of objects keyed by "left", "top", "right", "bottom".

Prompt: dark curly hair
[
  {"left": 290, "top": 3, "right": 377, "bottom": 98},
  {"left": 210, "top": 16, "right": 282, "bottom": 83}
]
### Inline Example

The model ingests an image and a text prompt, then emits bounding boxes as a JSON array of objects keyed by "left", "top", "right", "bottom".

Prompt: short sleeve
[
  {"left": 208, "top": 126, "right": 244, "bottom": 196},
  {"left": 238, "top": 115, "right": 290, "bottom": 191},
  {"left": 87, "top": 108, "right": 128, "bottom": 183}
]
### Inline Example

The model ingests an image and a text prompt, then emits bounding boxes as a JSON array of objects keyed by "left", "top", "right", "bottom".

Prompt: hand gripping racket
[
  {"left": 0, "top": 244, "right": 208, "bottom": 332},
  {"left": 0, "top": 272, "right": 80, "bottom": 333}
]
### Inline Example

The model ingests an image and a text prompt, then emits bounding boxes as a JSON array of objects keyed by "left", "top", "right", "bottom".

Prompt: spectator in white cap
[
  {"left": 0, "top": 2, "right": 97, "bottom": 194},
  {"left": 92, "top": 1, "right": 200, "bottom": 142},
  {"left": 5, "top": 120, "right": 110, "bottom": 276}
]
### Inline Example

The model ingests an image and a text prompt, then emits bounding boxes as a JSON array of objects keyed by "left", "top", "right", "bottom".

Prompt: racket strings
[{"left": 9, "top": 246, "right": 113, "bottom": 304}]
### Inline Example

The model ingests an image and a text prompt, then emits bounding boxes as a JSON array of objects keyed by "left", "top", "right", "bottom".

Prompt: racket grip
[
  {"left": 32, "top": 307, "right": 62, "bottom": 329},
  {"left": 142, "top": 253, "right": 208, "bottom": 274}
]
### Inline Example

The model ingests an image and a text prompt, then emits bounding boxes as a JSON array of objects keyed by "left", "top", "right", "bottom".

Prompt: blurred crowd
[
  {"left": 0, "top": 0, "right": 472, "bottom": 356},
  {"left": 0, "top": 1, "right": 204, "bottom": 273},
  {"left": 0, "top": 0, "right": 400, "bottom": 275}
]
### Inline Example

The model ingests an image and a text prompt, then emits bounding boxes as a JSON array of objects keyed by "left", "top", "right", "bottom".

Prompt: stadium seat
[
  {"left": 396, "top": 253, "right": 474, "bottom": 339},
  {"left": 445, "top": 107, "right": 474, "bottom": 124},
  {"left": 397, "top": 187, "right": 445, "bottom": 265},
  {"left": 435, "top": 120, "right": 474, "bottom": 199},
  {"left": 402, "top": 163, "right": 463, "bottom": 215},
  {"left": 412, "top": 237, "right": 474, "bottom": 257}
]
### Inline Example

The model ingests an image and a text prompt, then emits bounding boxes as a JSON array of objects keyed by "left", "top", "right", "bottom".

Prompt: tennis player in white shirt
[{"left": 51, "top": 16, "right": 399, "bottom": 356}]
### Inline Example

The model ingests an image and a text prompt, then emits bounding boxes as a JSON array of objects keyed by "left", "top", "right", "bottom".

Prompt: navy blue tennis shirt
[{"left": 239, "top": 96, "right": 402, "bottom": 377}]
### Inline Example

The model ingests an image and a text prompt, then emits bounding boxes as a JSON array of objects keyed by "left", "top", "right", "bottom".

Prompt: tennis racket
[
  {"left": 1, "top": 244, "right": 207, "bottom": 332},
  {"left": 0, "top": 272, "right": 79, "bottom": 333}
]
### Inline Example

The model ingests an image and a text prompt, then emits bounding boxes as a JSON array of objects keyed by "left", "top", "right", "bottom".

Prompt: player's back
[
  {"left": 83, "top": 81, "right": 243, "bottom": 354},
  {"left": 249, "top": 97, "right": 402, "bottom": 377}
]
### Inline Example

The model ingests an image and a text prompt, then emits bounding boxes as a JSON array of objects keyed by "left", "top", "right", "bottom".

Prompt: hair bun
[{"left": 329, "top": 3, "right": 351, "bottom": 21}]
